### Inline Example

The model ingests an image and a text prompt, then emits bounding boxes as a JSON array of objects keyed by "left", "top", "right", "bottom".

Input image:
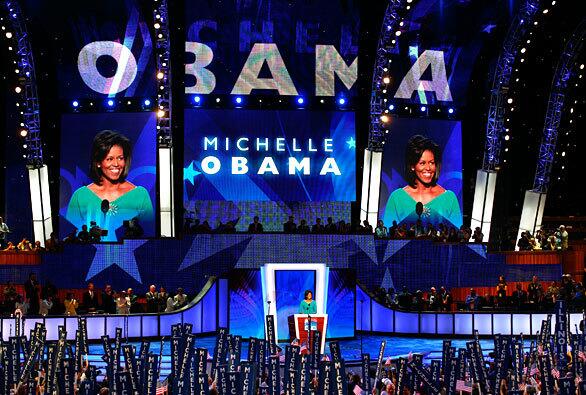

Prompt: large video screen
[
  {"left": 22, "top": 0, "right": 155, "bottom": 99},
  {"left": 184, "top": 0, "right": 359, "bottom": 97},
  {"left": 59, "top": 113, "right": 157, "bottom": 241},
  {"left": 184, "top": 109, "right": 356, "bottom": 202},
  {"left": 378, "top": 118, "right": 462, "bottom": 228}
]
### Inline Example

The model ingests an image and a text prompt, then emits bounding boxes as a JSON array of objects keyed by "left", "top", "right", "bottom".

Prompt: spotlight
[
  {"left": 448, "top": 108, "right": 454, "bottom": 114},
  {"left": 380, "top": 115, "right": 390, "bottom": 123},
  {"left": 157, "top": 110, "right": 166, "bottom": 118},
  {"left": 14, "top": 86, "right": 21, "bottom": 93},
  {"left": 542, "top": 8, "right": 548, "bottom": 13},
  {"left": 235, "top": 96, "right": 243, "bottom": 104},
  {"left": 157, "top": 72, "right": 164, "bottom": 80},
  {"left": 144, "top": 99, "right": 151, "bottom": 106},
  {"left": 194, "top": 96, "right": 201, "bottom": 104},
  {"left": 154, "top": 22, "right": 161, "bottom": 29},
  {"left": 215, "top": 98, "right": 221, "bottom": 103},
  {"left": 520, "top": 48, "right": 526, "bottom": 53},
  {"left": 5, "top": 32, "right": 12, "bottom": 39},
  {"left": 580, "top": 64, "right": 584, "bottom": 70},
  {"left": 504, "top": 135, "right": 510, "bottom": 140},
  {"left": 507, "top": 98, "right": 513, "bottom": 104},
  {"left": 389, "top": 104, "right": 395, "bottom": 110},
  {"left": 395, "top": 30, "right": 402, "bottom": 37},
  {"left": 338, "top": 98, "right": 346, "bottom": 105},
  {"left": 383, "top": 77, "right": 391, "bottom": 84},
  {"left": 20, "top": 129, "right": 28, "bottom": 137},
  {"left": 107, "top": 99, "right": 115, "bottom": 107},
  {"left": 297, "top": 97, "right": 305, "bottom": 105},
  {"left": 72, "top": 101, "right": 79, "bottom": 108},
  {"left": 561, "top": 151, "right": 566, "bottom": 157},
  {"left": 420, "top": 106, "right": 426, "bottom": 112}
]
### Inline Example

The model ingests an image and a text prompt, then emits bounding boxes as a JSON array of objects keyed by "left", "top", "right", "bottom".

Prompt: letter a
[
  {"left": 232, "top": 43, "right": 298, "bottom": 95},
  {"left": 394, "top": 49, "right": 453, "bottom": 102}
]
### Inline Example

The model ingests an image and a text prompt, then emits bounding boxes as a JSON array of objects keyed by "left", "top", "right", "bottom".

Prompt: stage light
[
  {"left": 20, "top": 129, "right": 27, "bottom": 137},
  {"left": 520, "top": 48, "right": 526, "bottom": 53},
  {"left": 157, "top": 110, "right": 166, "bottom": 118},
  {"left": 504, "top": 135, "right": 510, "bottom": 140},
  {"left": 14, "top": 86, "right": 21, "bottom": 93},
  {"left": 194, "top": 96, "right": 201, "bottom": 104},
  {"left": 383, "top": 77, "right": 391, "bottom": 84},
  {"left": 107, "top": 99, "right": 115, "bottom": 107},
  {"left": 561, "top": 151, "right": 566, "bottom": 156},
  {"left": 14, "top": 69, "right": 19, "bottom": 74},
  {"left": 533, "top": 21, "right": 538, "bottom": 26},
  {"left": 380, "top": 115, "right": 390, "bottom": 123},
  {"left": 542, "top": 9, "right": 548, "bottom": 13},
  {"left": 5, "top": 32, "right": 12, "bottom": 38},
  {"left": 23, "top": 144, "right": 27, "bottom": 149},
  {"left": 520, "top": 58, "right": 525, "bottom": 63},
  {"left": 395, "top": 30, "right": 402, "bottom": 37},
  {"left": 420, "top": 106, "right": 426, "bottom": 112},
  {"left": 235, "top": 96, "right": 243, "bottom": 104},
  {"left": 157, "top": 72, "right": 164, "bottom": 79},
  {"left": 72, "top": 101, "right": 79, "bottom": 108},
  {"left": 507, "top": 98, "right": 513, "bottom": 104},
  {"left": 389, "top": 104, "right": 395, "bottom": 110},
  {"left": 338, "top": 98, "right": 346, "bottom": 105},
  {"left": 448, "top": 108, "right": 454, "bottom": 114},
  {"left": 297, "top": 97, "right": 304, "bottom": 104},
  {"left": 154, "top": 22, "right": 161, "bottom": 29},
  {"left": 215, "top": 98, "right": 221, "bottom": 103},
  {"left": 320, "top": 99, "right": 324, "bottom": 103},
  {"left": 144, "top": 99, "right": 151, "bottom": 106},
  {"left": 399, "top": 21, "right": 405, "bottom": 27},
  {"left": 580, "top": 64, "right": 584, "bottom": 70}
]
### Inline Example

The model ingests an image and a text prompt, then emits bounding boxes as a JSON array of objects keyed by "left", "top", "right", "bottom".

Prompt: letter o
[
  {"left": 78, "top": 41, "right": 138, "bottom": 94},
  {"left": 201, "top": 156, "right": 221, "bottom": 174}
]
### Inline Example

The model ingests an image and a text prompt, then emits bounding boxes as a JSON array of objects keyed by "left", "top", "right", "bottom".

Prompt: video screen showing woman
[{"left": 65, "top": 130, "right": 154, "bottom": 242}]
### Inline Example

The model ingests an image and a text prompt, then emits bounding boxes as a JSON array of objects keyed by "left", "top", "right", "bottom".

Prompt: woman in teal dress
[
  {"left": 383, "top": 135, "right": 462, "bottom": 228},
  {"left": 299, "top": 290, "right": 317, "bottom": 314},
  {"left": 65, "top": 131, "right": 154, "bottom": 241}
]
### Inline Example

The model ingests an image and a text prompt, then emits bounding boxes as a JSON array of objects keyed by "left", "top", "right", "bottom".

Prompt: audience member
[
  {"left": 465, "top": 289, "right": 478, "bottom": 311},
  {"left": 116, "top": 291, "right": 130, "bottom": 314},
  {"left": 298, "top": 220, "right": 310, "bottom": 234},
  {"left": 174, "top": 287, "right": 188, "bottom": 309},
  {"left": 158, "top": 286, "right": 169, "bottom": 313},
  {"left": 39, "top": 296, "right": 53, "bottom": 316},
  {"left": 325, "top": 217, "right": 337, "bottom": 233},
  {"left": 78, "top": 225, "right": 90, "bottom": 243},
  {"left": 556, "top": 225, "right": 569, "bottom": 250},
  {"left": 127, "top": 288, "right": 139, "bottom": 313},
  {"left": 312, "top": 218, "right": 324, "bottom": 234},
  {"left": 146, "top": 285, "right": 159, "bottom": 313},
  {"left": 102, "top": 284, "right": 116, "bottom": 314},
  {"left": 24, "top": 273, "right": 40, "bottom": 315},
  {"left": 64, "top": 293, "right": 79, "bottom": 316},
  {"left": 527, "top": 275, "right": 543, "bottom": 304},
  {"left": 248, "top": 216, "right": 264, "bottom": 234},
  {"left": 375, "top": 220, "right": 388, "bottom": 238},
  {"left": 283, "top": 216, "right": 297, "bottom": 234},
  {"left": 17, "top": 238, "right": 33, "bottom": 251},
  {"left": 2, "top": 241, "right": 15, "bottom": 251},
  {"left": 0, "top": 216, "right": 9, "bottom": 249},
  {"left": 472, "top": 227, "right": 484, "bottom": 243},
  {"left": 82, "top": 282, "right": 99, "bottom": 312}
]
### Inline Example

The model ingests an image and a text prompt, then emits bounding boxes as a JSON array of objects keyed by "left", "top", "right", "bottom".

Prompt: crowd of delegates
[
  {"left": 518, "top": 225, "right": 570, "bottom": 251},
  {"left": 374, "top": 273, "right": 586, "bottom": 313},
  {"left": 0, "top": 277, "right": 190, "bottom": 317},
  {"left": 374, "top": 219, "right": 484, "bottom": 242}
]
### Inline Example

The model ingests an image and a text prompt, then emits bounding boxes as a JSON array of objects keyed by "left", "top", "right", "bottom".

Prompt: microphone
[
  {"left": 415, "top": 201, "right": 423, "bottom": 218},
  {"left": 101, "top": 199, "right": 110, "bottom": 214}
]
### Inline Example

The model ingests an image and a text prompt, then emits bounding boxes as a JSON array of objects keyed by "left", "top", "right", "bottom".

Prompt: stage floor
[{"left": 86, "top": 335, "right": 496, "bottom": 378}]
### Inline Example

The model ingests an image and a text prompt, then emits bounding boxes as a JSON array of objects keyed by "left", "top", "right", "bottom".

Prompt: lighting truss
[
  {"left": 153, "top": 0, "right": 172, "bottom": 148},
  {"left": 482, "top": 0, "right": 540, "bottom": 171},
  {"left": 533, "top": 19, "right": 586, "bottom": 193}
]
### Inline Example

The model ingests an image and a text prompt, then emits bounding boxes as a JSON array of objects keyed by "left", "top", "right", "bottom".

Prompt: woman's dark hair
[
  {"left": 304, "top": 290, "right": 313, "bottom": 299},
  {"left": 89, "top": 130, "right": 132, "bottom": 185},
  {"left": 404, "top": 134, "right": 442, "bottom": 187}
]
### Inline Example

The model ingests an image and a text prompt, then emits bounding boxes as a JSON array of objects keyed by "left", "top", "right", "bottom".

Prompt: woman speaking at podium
[{"left": 299, "top": 290, "right": 317, "bottom": 314}]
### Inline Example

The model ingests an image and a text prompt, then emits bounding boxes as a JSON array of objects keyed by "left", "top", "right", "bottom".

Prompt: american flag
[
  {"left": 385, "top": 356, "right": 392, "bottom": 366},
  {"left": 456, "top": 380, "right": 472, "bottom": 393},
  {"left": 353, "top": 385, "right": 364, "bottom": 395},
  {"left": 537, "top": 344, "right": 544, "bottom": 355},
  {"left": 155, "top": 384, "right": 167, "bottom": 395},
  {"left": 322, "top": 354, "right": 331, "bottom": 361},
  {"left": 551, "top": 368, "right": 560, "bottom": 379},
  {"left": 530, "top": 366, "right": 540, "bottom": 376},
  {"left": 579, "top": 351, "right": 586, "bottom": 362}
]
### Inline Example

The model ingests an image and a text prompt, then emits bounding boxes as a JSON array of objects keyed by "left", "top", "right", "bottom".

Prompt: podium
[{"left": 293, "top": 314, "right": 328, "bottom": 354}]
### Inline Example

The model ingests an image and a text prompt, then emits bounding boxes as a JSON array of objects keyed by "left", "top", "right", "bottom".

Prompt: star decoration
[
  {"left": 482, "top": 24, "right": 497, "bottom": 33},
  {"left": 346, "top": 137, "right": 356, "bottom": 149},
  {"left": 85, "top": 240, "right": 147, "bottom": 283},
  {"left": 183, "top": 161, "right": 201, "bottom": 186}
]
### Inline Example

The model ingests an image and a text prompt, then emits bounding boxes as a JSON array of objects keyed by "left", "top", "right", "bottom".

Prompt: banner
[
  {"left": 59, "top": 358, "right": 76, "bottom": 395},
  {"left": 555, "top": 300, "right": 568, "bottom": 368},
  {"left": 446, "top": 358, "right": 460, "bottom": 395},
  {"left": 442, "top": 340, "right": 452, "bottom": 374},
  {"left": 196, "top": 348, "right": 208, "bottom": 376},
  {"left": 195, "top": 373, "right": 210, "bottom": 395},
  {"left": 146, "top": 353, "right": 159, "bottom": 395},
  {"left": 227, "top": 372, "right": 242, "bottom": 394},
  {"left": 395, "top": 358, "right": 407, "bottom": 395},
  {"left": 375, "top": 340, "right": 387, "bottom": 381},
  {"left": 312, "top": 331, "right": 321, "bottom": 369},
  {"left": 248, "top": 337, "right": 259, "bottom": 365},
  {"left": 265, "top": 316, "right": 277, "bottom": 356},
  {"left": 457, "top": 348, "right": 467, "bottom": 380},
  {"left": 408, "top": 361, "right": 441, "bottom": 394},
  {"left": 466, "top": 342, "right": 489, "bottom": 394},
  {"left": 318, "top": 361, "right": 332, "bottom": 395},
  {"left": 123, "top": 344, "right": 141, "bottom": 394},
  {"left": 241, "top": 361, "right": 257, "bottom": 395},
  {"left": 361, "top": 353, "right": 371, "bottom": 393},
  {"left": 300, "top": 354, "right": 311, "bottom": 395},
  {"left": 176, "top": 334, "right": 196, "bottom": 394},
  {"left": 170, "top": 335, "right": 182, "bottom": 384},
  {"left": 331, "top": 359, "right": 348, "bottom": 395},
  {"left": 330, "top": 341, "right": 342, "bottom": 362},
  {"left": 492, "top": 337, "right": 510, "bottom": 395},
  {"left": 268, "top": 355, "right": 280, "bottom": 395},
  {"left": 431, "top": 360, "right": 441, "bottom": 387},
  {"left": 559, "top": 378, "right": 575, "bottom": 395}
]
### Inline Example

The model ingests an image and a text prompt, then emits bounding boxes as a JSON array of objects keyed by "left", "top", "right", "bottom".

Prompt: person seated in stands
[
  {"left": 496, "top": 275, "right": 507, "bottom": 306},
  {"left": 397, "top": 287, "right": 412, "bottom": 310},
  {"left": 283, "top": 216, "right": 297, "bottom": 234},
  {"left": 427, "top": 287, "right": 441, "bottom": 310},
  {"left": 560, "top": 274, "right": 576, "bottom": 301},
  {"left": 447, "top": 226, "right": 458, "bottom": 242},
  {"left": 556, "top": 225, "right": 569, "bottom": 250},
  {"left": 158, "top": 286, "right": 169, "bottom": 312},
  {"left": 297, "top": 219, "right": 310, "bottom": 234},
  {"left": 388, "top": 221, "right": 398, "bottom": 239},
  {"left": 465, "top": 288, "right": 478, "bottom": 311},
  {"left": 411, "top": 220, "right": 425, "bottom": 238},
  {"left": 224, "top": 221, "right": 236, "bottom": 233},
  {"left": 165, "top": 292, "right": 175, "bottom": 312},
  {"left": 24, "top": 273, "right": 40, "bottom": 315},
  {"left": 337, "top": 220, "right": 349, "bottom": 234},
  {"left": 45, "top": 232, "right": 62, "bottom": 252},
  {"left": 361, "top": 219, "right": 374, "bottom": 234},
  {"left": 511, "top": 283, "right": 527, "bottom": 308},
  {"left": 2, "top": 241, "right": 16, "bottom": 251},
  {"left": 15, "top": 294, "right": 28, "bottom": 315},
  {"left": 312, "top": 218, "right": 325, "bottom": 234},
  {"left": 127, "top": 288, "right": 139, "bottom": 313},
  {"left": 424, "top": 223, "right": 435, "bottom": 238},
  {"left": 39, "top": 295, "right": 53, "bottom": 316},
  {"left": 146, "top": 285, "right": 159, "bottom": 313},
  {"left": 82, "top": 282, "right": 99, "bottom": 312},
  {"left": 174, "top": 287, "right": 188, "bottom": 309},
  {"left": 542, "top": 235, "right": 557, "bottom": 251},
  {"left": 527, "top": 275, "right": 543, "bottom": 304},
  {"left": 544, "top": 281, "right": 560, "bottom": 305},
  {"left": 517, "top": 232, "right": 532, "bottom": 251},
  {"left": 375, "top": 220, "right": 388, "bottom": 238},
  {"left": 32, "top": 241, "right": 45, "bottom": 252},
  {"left": 64, "top": 293, "right": 79, "bottom": 316},
  {"left": 77, "top": 225, "right": 90, "bottom": 243},
  {"left": 0, "top": 216, "right": 9, "bottom": 250},
  {"left": 412, "top": 290, "right": 424, "bottom": 310},
  {"left": 472, "top": 227, "right": 484, "bottom": 243},
  {"left": 324, "top": 217, "right": 337, "bottom": 233},
  {"left": 385, "top": 288, "right": 397, "bottom": 306},
  {"left": 2, "top": 281, "right": 18, "bottom": 312},
  {"left": 123, "top": 217, "right": 144, "bottom": 239},
  {"left": 17, "top": 238, "right": 33, "bottom": 251},
  {"left": 248, "top": 216, "right": 264, "bottom": 234},
  {"left": 440, "top": 286, "right": 452, "bottom": 311},
  {"left": 102, "top": 284, "right": 116, "bottom": 314},
  {"left": 116, "top": 291, "right": 130, "bottom": 314}
]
